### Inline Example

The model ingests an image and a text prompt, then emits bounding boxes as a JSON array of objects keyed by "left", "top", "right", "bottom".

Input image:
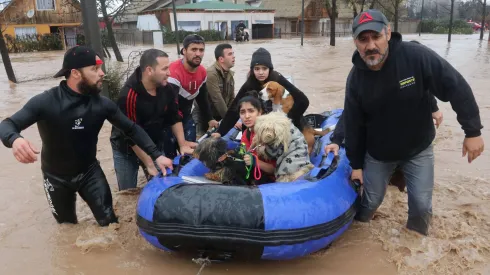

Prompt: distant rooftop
[{"left": 172, "top": 1, "right": 273, "bottom": 11}]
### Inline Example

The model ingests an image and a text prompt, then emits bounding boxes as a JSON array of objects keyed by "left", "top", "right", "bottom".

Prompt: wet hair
[
  {"left": 238, "top": 95, "right": 264, "bottom": 114},
  {"left": 215, "top": 44, "right": 232, "bottom": 60},
  {"left": 140, "top": 49, "right": 169, "bottom": 70}
]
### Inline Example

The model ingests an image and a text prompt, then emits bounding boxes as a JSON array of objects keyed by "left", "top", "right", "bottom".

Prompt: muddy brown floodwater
[{"left": 0, "top": 33, "right": 489, "bottom": 275}]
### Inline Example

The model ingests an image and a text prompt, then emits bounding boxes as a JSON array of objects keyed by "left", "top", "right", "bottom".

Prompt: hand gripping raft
[{"left": 136, "top": 109, "right": 360, "bottom": 261}]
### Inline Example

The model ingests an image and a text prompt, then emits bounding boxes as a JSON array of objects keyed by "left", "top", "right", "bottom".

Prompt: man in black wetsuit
[{"left": 0, "top": 46, "right": 173, "bottom": 227}]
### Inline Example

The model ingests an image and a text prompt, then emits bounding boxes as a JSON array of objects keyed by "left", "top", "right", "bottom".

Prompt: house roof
[
  {"left": 176, "top": 1, "right": 273, "bottom": 11},
  {"left": 260, "top": 0, "right": 313, "bottom": 18},
  {"left": 155, "top": 1, "right": 274, "bottom": 12},
  {"left": 116, "top": 0, "right": 163, "bottom": 23}
]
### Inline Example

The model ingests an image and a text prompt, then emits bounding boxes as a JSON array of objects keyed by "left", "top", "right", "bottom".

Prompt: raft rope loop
[{"left": 192, "top": 257, "right": 211, "bottom": 275}]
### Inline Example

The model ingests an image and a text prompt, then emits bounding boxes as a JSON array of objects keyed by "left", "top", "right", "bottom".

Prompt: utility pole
[
  {"left": 301, "top": 0, "right": 305, "bottom": 46},
  {"left": 419, "top": 0, "right": 424, "bottom": 36},
  {"left": 81, "top": 0, "right": 108, "bottom": 96},
  {"left": 172, "top": 0, "right": 181, "bottom": 57},
  {"left": 448, "top": 0, "right": 454, "bottom": 42},
  {"left": 480, "top": 0, "right": 487, "bottom": 40}
]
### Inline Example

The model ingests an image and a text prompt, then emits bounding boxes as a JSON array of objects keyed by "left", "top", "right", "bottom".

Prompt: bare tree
[
  {"left": 326, "top": 0, "right": 338, "bottom": 46},
  {"left": 0, "top": 24, "right": 16, "bottom": 83},
  {"left": 373, "top": 0, "right": 403, "bottom": 32},
  {"left": 346, "top": 0, "right": 376, "bottom": 18},
  {"left": 0, "top": 0, "right": 17, "bottom": 83},
  {"left": 480, "top": 0, "right": 487, "bottom": 40},
  {"left": 99, "top": 0, "right": 124, "bottom": 62},
  {"left": 448, "top": 0, "right": 455, "bottom": 42}
]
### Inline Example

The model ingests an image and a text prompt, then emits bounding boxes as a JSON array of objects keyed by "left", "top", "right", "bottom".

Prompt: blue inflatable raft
[{"left": 136, "top": 109, "right": 359, "bottom": 261}]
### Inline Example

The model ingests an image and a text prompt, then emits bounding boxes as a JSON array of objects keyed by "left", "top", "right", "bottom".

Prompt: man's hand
[
  {"left": 244, "top": 154, "right": 252, "bottom": 166},
  {"left": 462, "top": 136, "right": 484, "bottom": 163},
  {"left": 208, "top": 120, "right": 219, "bottom": 130},
  {"left": 211, "top": 133, "right": 221, "bottom": 138},
  {"left": 351, "top": 169, "right": 363, "bottom": 185},
  {"left": 185, "top": 141, "right": 198, "bottom": 149},
  {"left": 12, "top": 138, "right": 39, "bottom": 164},
  {"left": 235, "top": 122, "right": 243, "bottom": 130},
  {"left": 432, "top": 110, "right": 443, "bottom": 129},
  {"left": 179, "top": 145, "right": 194, "bottom": 155},
  {"left": 155, "top": 156, "right": 173, "bottom": 176},
  {"left": 324, "top": 143, "right": 340, "bottom": 156},
  {"left": 145, "top": 164, "right": 159, "bottom": 177}
]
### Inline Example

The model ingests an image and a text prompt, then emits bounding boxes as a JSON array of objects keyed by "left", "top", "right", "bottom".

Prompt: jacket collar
[{"left": 213, "top": 61, "right": 234, "bottom": 79}]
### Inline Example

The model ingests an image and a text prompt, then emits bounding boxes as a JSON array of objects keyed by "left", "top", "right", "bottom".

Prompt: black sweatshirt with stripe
[{"left": 110, "top": 67, "right": 182, "bottom": 154}]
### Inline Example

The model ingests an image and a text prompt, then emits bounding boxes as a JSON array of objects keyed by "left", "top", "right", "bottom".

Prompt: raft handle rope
[
  {"left": 192, "top": 257, "right": 211, "bottom": 275},
  {"left": 245, "top": 144, "right": 263, "bottom": 180}
]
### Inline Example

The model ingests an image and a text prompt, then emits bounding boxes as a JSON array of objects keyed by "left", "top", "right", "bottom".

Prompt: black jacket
[
  {"left": 0, "top": 81, "right": 162, "bottom": 176},
  {"left": 344, "top": 32, "right": 482, "bottom": 169},
  {"left": 110, "top": 67, "right": 182, "bottom": 154},
  {"left": 217, "top": 70, "right": 309, "bottom": 136},
  {"left": 331, "top": 93, "right": 440, "bottom": 146}
]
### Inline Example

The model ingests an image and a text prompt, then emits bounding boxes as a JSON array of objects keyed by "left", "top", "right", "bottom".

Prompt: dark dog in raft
[{"left": 193, "top": 137, "right": 250, "bottom": 185}]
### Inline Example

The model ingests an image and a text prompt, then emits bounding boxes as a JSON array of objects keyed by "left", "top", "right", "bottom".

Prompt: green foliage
[
  {"left": 162, "top": 29, "right": 223, "bottom": 44},
  {"left": 104, "top": 63, "right": 125, "bottom": 102},
  {"left": 418, "top": 19, "right": 474, "bottom": 34},
  {"left": 5, "top": 33, "right": 63, "bottom": 53}
]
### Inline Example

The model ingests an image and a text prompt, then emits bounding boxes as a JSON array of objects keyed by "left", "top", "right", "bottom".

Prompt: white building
[{"left": 139, "top": 0, "right": 275, "bottom": 40}]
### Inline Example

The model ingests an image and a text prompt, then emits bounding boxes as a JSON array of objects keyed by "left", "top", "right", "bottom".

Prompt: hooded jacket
[
  {"left": 344, "top": 32, "right": 483, "bottom": 169},
  {"left": 217, "top": 70, "right": 309, "bottom": 136},
  {"left": 110, "top": 67, "right": 182, "bottom": 154},
  {"left": 192, "top": 61, "right": 235, "bottom": 123}
]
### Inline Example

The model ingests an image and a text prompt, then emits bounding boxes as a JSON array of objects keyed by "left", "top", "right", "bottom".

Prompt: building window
[
  {"left": 36, "top": 0, "right": 55, "bottom": 10},
  {"left": 177, "top": 21, "right": 201, "bottom": 32},
  {"left": 14, "top": 27, "right": 37, "bottom": 39}
]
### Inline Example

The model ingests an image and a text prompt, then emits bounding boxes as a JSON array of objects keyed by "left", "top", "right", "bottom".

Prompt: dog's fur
[
  {"left": 261, "top": 81, "right": 331, "bottom": 154},
  {"left": 251, "top": 111, "right": 314, "bottom": 182},
  {"left": 193, "top": 137, "right": 249, "bottom": 185}
]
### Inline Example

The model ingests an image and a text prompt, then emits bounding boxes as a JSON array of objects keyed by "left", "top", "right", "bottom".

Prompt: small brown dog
[{"left": 261, "top": 81, "right": 331, "bottom": 154}]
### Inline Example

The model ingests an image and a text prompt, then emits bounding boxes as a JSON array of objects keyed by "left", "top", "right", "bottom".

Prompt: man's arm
[
  {"left": 429, "top": 94, "right": 439, "bottom": 112},
  {"left": 216, "top": 85, "right": 248, "bottom": 136},
  {"left": 0, "top": 93, "right": 45, "bottom": 148},
  {"left": 421, "top": 46, "right": 482, "bottom": 137},
  {"left": 195, "top": 83, "right": 214, "bottom": 123},
  {"left": 206, "top": 70, "right": 229, "bottom": 118},
  {"left": 331, "top": 112, "right": 345, "bottom": 146},
  {"left": 343, "top": 72, "right": 366, "bottom": 170},
  {"left": 114, "top": 90, "right": 155, "bottom": 167},
  {"left": 105, "top": 98, "right": 162, "bottom": 160}
]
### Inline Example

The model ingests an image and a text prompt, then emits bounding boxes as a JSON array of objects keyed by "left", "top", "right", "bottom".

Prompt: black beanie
[{"left": 250, "top": 47, "right": 273, "bottom": 70}]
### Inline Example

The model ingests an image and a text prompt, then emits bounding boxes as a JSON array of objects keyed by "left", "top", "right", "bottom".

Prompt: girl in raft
[
  {"left": 240, "top": 95, "right": 313, "bottom": 183},
  {"left": 212, "top": 47, "right": 309, "bottom": 138},
  {"left": 238, "top": 95, "right": 276, "bottom": 184}
]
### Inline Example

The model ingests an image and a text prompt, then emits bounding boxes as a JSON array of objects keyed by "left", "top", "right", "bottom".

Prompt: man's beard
[
  {"left": 151, "top": 75, "right": 165, "bottom": 87},
  {"left": 78, "top": 74, "right": 102, "bottom": 95},
  {"left": 186, "top": 57, "right": 201, "bottom": 68},
  {"left": 361, "top": 45, "right": 389, "bottom": 67}
]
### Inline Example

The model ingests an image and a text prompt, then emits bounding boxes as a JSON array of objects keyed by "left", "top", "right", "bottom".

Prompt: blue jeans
[
  {"left": 163, "top": 117, "right": 196, "bottom": 159},
  {"left": 111, "top": 144, "right": 162, "bottom": 191},
  {"left": 355, "top": 144, "right": 434, "bottom": 235}
]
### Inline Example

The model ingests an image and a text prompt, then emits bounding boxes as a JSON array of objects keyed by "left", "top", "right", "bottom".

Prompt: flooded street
[{"left": 0, "top": 33, "right": 489, "bottom": 275}]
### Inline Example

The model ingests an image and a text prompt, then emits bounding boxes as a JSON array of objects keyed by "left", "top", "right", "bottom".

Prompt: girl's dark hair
[{"left": 238, "top": 95, "right": 264, "bottom": 113}]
